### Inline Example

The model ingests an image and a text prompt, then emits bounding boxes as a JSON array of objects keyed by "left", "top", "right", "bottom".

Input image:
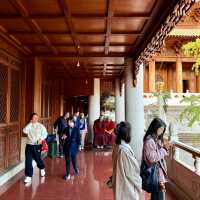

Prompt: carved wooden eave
[{"left": 135, "top": 0, "right": 195, "bottom": 74}]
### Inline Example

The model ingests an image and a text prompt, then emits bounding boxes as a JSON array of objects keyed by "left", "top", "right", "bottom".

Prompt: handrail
[{"left": 173, "top": 140, "right": 200, "bottom": 157}]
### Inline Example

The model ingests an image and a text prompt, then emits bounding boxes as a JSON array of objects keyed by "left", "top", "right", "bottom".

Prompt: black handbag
[{"left": 140, "top": 160, "right": 159, "bottom": 193}]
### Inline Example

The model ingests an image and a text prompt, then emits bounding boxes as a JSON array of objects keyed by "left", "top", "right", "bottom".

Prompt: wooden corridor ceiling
[{"left": 0, "top": 0, "right": 179, "bottom": 78}]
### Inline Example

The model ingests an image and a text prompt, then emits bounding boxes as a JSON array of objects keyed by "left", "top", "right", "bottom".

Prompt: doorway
[{"left": 183, "top": 80, "right": 189, "bottom": 92}]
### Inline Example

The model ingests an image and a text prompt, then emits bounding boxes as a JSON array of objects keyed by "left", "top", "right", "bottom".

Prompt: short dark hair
[
  {"left": 29, "top": 113, "right": 38, "bottom": 121},
  {"left": 116, "top": 121, "right": 131, "bottom": 145},
  {"left": 68, "top": 116, "right": 74, "bottom": 122}
]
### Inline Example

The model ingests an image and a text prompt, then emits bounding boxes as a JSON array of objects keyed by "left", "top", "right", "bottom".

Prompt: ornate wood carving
[{"left": 135, "top": 0, "right": 195, "bottom": 73}]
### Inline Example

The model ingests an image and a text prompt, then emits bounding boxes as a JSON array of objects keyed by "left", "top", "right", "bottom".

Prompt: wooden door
[{"left": 0, "top": 64, "right": 21, "bottom": 174}]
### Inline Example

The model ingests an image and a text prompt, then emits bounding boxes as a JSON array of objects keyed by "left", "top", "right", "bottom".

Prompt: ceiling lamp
[{"left": 77, "top": 60, "right": 80, "bottom": 67}]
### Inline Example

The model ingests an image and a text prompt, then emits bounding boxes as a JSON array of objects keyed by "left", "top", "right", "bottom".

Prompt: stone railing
[
  {"left": 166, "top": 123, "right": 200, "bottom": 200},
  {"left": 144, "top": 92, "right": 200, "bottom": 106}
]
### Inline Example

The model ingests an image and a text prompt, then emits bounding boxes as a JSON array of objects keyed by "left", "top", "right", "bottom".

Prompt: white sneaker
[
  {"left": 65, "top": 174, "right": 70, "bottom": 180},
  {"left": 40, "top": 169, "right": 45, "bottom": 177},
  {"left": 24, "top": 176, "right": 32, "bottom": 183}
]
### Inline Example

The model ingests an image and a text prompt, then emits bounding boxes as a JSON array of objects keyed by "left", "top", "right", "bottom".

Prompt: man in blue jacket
[
  {"left": 54, "top": 112, "right": 69, "bottom": 157},
  {"left": 62, "top": 117, "right": 80, "bottom": 180}
]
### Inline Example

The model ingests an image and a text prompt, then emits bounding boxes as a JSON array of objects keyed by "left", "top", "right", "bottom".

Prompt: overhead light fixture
[
  {"left": 85, "top": 79, "right": 88, "bottom": 84},
  {"left": 77, "top": 60, "right": 80, "bottom": 67}
]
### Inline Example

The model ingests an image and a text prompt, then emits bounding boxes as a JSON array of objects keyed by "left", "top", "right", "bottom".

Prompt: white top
[{"left": 23, "top": 122, "right": 48, "bottom": 145}]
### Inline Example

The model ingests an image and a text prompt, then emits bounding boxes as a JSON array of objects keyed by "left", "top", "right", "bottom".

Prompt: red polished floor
[{"left": 0, "top": 151, "right": 175, "bottom": 200}]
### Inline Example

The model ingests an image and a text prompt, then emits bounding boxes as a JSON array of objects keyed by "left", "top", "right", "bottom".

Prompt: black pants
[
  {"left": 58, "top": 134, "right": 64, "bottom": 156},
  {"left": 25, "top": 144, "right": 45, "bottom": 177},
  {"left": 65, "top": 144, "right": 78, "bottom": 176},
  {"left": 151, "top": 191, "right": 165, "bottom": 200}
]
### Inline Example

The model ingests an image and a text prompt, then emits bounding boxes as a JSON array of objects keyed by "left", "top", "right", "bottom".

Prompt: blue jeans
[
  {"left": 151, "top": 191, "right": 165, "bottom": 200},
  {"left": 25, "top": 144, "right": 45, "bottom": 177}
]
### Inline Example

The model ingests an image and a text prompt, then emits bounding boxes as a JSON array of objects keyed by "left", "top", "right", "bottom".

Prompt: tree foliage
[
  {"left": 153, "top": 91, "right": 171, "bottom": 113},
  {"left": 182, "top": 38, "right": 200, "bottom": 74},
  {"left": 180, "top": 95, "right": 200, "bottom": 127}
]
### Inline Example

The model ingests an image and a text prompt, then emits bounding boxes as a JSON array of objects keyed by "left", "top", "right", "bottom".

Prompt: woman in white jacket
[
  {"left": 112, "top": 121, "right": 142, "bottom": 200},
  {"left": 23, "top": 113, "right": 48, "bottom": 183}
]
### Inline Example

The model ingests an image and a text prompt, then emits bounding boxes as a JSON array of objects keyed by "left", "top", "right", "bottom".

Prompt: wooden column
[
  {"left": 34, "top": 58, "right": 42, "bottom": 115},
  {"left": 148, "top": 60, "right": 156, "bottom": 92},
  {"left": 176, "top": 57, "right": 183, "bottom": 92},
  {"left": 197, "top": 74, "right": 200, "bottom": 93},
  {"left": 60, "top": 95, "right": 64, "bottom": 116}
]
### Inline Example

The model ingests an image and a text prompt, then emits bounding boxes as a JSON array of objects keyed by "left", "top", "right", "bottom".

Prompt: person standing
[
  {"left": 142, "top": 118, "right": 171, "bottom": 200},
  {"left": 93, "top": 115, "right": 106, "bottom": 149},
  {"left": 105, "top": 117, "right": 116, "bottom": 146},
  {"left": 73, "top": 111, "right": 81, "bottom": 129},
  {"left": 63, "top": 117, "right": 80, "bottom": 180},
  {"left": 112, "top": 121, "right": 142, "bottom": 200},
  {"left": 54, "top": 112, "right": 69, "bottom": 157},
  {"left": 79, "top": 113, "right": 87, "bottom": 150},
  {"left": 23, "top": 113, "right": 48, "bottom": 183}
]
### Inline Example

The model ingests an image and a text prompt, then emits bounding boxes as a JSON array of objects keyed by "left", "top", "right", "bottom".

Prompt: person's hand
[
  {"left": 163, "top": 140, "right": 173, "bottom": 150},
  {"left": 62, "top": 135, "right": 67, "bottom": 140},
  {"left": 38, "top": 139, "right": 43, "bottom": 144}
]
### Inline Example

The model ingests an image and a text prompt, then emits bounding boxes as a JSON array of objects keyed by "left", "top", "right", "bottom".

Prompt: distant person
[
  {"left": 54, "top": 112, "right": 69, "bottom": 157},
  {"left": 73, "top": 111, "right": 80, "bottom": 129},
  {"left": 23, "top": 113, "right": 48, "bottom": 183},
  {"left": 79, "top": 113, "right": 87, "bottom": 150},
  {"left": 63, "top": 117, "right": 80, "bottom": 180},
  {"left": 105, "top": 117, "right": 116, "bottom": 146},
  {"left": 142, "top": 118, "right": 171, "bottom": 200},
  {"left": 93, "top": 115, "right": 106, "bottom": 149},
  {"left": 112, "top": 121, "right": 142, "bottom": 200}
]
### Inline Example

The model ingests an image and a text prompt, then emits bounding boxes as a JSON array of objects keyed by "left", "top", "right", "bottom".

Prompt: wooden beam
[
  {"left": 105, "top": 0, "right": 113, "bottom": 55},
  {"left": 153, "top": 55, "right": 198, "bottom": 62},
  {"left": 9, "top": 31, "right": 142, "bottom": 37},
  {"left": 8, "top": 0, "right": 58, "bottom": 55},
  {"left": 40, "top": 56, "right": 124, "bottom": 63},
  {"left": 0, "top": 14, "right": 150, "bottom": 20},
  {"left": 0, "top": 25, "right": 31, "bottom": 55},
  {"left": 34, "top": 52, "right": 126, "bottom": 57},
  {"left": 58, "top": 0, "right": 82, "bottom": 55}
]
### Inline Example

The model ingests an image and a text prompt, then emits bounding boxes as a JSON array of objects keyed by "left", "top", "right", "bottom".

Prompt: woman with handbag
[
  {"left": 142, "top": 117, "right": 171, "bottom": 200},
  {"left": 112, "top": 121, "right": 142, "bottom": 200},
  {"left": 23, "top": 113, "right": 48, "bottom": 183}
]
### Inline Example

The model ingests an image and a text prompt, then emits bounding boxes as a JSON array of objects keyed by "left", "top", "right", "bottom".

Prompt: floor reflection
[{"left": 0, "top": 150, "right": 175, "bottom": 200}]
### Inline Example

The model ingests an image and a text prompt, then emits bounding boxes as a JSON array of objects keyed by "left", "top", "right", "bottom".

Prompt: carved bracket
[{"left": 135, "top": 0, "right": 195, "bottom": 74}]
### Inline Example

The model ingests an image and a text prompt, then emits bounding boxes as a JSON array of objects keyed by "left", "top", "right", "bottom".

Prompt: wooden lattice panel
[
  {"left": 10, "top": 69, "right": 20, "bottom": 122},
  {"left": 0, "top": 65, "right": 8, "bottom": 123},
  {"left": 0, "top": 130, "right": 6, "bottom": 172},
  {"left": 8, "top": 124, "right": 20, "bottom": 167},
  {"left": 101, "top": 80, "right": 115, "bottom": 96}
]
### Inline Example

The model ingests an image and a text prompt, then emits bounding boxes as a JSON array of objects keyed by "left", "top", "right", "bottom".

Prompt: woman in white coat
[
  {"left": 112, "top": 121, "right": 142, "bottom": 200},
  {"left": 23, "top": 113, "right": 48, "bottom": 183}
]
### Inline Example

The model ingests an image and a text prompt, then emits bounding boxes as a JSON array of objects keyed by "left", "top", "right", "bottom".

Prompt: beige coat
[{"left": 112, "top": 141, "right": 142, "bottom": 200}]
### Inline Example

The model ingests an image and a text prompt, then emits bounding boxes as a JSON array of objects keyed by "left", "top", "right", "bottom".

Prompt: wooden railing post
[
  {"left": 169, "top": 122, "right": 179, "bottom": 160},
  {"left": 193, "top": 155, "right": 200, "bottom": 175}
]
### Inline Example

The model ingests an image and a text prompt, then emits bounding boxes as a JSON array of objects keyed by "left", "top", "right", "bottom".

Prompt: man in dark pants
[
  {"left": 54, "top": 112, "right": 69, "bottom": 157},
  {"left": 62, "top": 117, "right": 80, "bottom": 180}
]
